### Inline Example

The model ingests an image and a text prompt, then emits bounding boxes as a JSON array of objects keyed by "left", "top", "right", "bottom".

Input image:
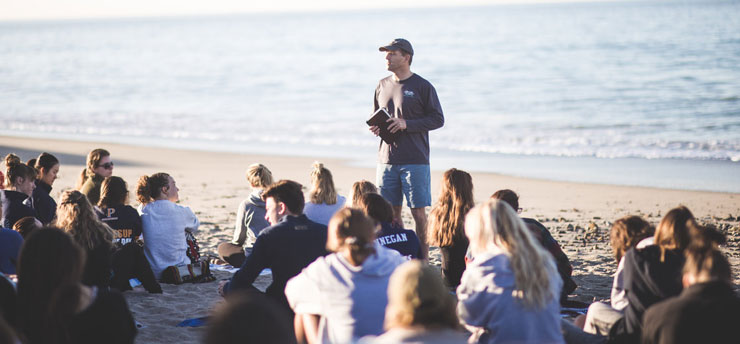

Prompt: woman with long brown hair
[
  {"left": 426, "top": 168, "right": 474, "bottom": 288},
  {"left": 16, "top": 227, "right": 136, "bottom": 344},
  {"left": 77, "top": 148, "right": 113, "bottom": 205},
  {"left": 55, "top": 190, "right": 116, "bottom": 288},
  {"left": 286, "top": 208, "right": 405, "bottom": 344}
]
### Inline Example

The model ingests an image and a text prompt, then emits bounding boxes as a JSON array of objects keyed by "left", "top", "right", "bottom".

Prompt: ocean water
[{"left": 1, "top": 0, "right": 739, "bottom": 191}]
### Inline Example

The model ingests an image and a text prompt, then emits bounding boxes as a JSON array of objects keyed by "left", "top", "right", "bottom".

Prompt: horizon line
[{"left": 0, "top": 0, "right": 643, "bottom": 23}]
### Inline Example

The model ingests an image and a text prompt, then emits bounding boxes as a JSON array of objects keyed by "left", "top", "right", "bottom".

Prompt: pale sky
[{"left": 0, "top": 0, "right": 620, "bottom": 21}]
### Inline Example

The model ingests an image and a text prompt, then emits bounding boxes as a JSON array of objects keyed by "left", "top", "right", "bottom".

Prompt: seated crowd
[{"left": 0, "top": 150, "right": 738, "bottom": 344}]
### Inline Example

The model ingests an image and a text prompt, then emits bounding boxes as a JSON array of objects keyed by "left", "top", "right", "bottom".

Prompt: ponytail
[
  {"left": 683, "top": 223, "right": 731, "bottom": 283},
  {"left": 136, "top": 173, "right": 170, "bottom": 204},
  {"left": 328, "top": 208, "right": 376, "bottom": 266},
  {"left": 309, "top": 162, "right": 338, "bottom": 205},
  {"left": 34, "top": 152, "right": 59, "bottom": 172}
]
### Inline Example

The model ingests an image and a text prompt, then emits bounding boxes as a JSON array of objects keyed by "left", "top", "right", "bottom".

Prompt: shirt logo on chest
[{"left": 403, "top": 90, "right": 415, "bottom": 98}]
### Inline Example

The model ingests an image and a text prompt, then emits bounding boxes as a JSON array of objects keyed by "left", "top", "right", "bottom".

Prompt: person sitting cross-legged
[{"left": 218, "top": 180, "right": 328, "bottom": 311}]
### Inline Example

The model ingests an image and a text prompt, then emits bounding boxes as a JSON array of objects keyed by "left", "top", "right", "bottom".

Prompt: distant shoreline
[{"left": 3, "top": 131, "right": 739, "bottom": 193}]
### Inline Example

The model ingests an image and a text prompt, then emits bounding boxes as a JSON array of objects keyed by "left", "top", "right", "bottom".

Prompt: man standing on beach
[{"left": 370, "top": 38, "right": 444, "bottom": 259}]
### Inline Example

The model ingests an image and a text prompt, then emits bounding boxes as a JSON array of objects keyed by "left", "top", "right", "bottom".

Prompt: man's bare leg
[
  {"left": 410, "top": 207, "right": 428, "bottom": 260},
  {"left": 392, "top": 205, "right": 403, "bottom": 227}
]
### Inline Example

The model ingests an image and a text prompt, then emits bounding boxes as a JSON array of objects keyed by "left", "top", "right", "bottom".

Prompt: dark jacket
[
  {"left": 375, "top": 222, "right": 422, "bottom": 259},
  {"left": 67, "top": 288, "right": 136, "bottom": 344},
  {"left": 80, "top": 174, "right": 104, "bottom": 206},
  {"left": 81, "top": 242, "right": 114, "bottom": 289},
  {"left": 2, "top": 190, "right": 37, "bottom": 229},
  {"left": 523, "top": 218, "right": 576, "bottom": 299},
  {"left": 224, "top": 214, "right": 328, "bottom": 308},
  {"left": 98, "top": 204, "right": 143, "bottom": 246},
  {"left": 642, "top": 281, "right": 740, "bottom": 344},
  {"left": 31, "top": 180, "right": 57, "bottom": 225},
  {"left": 609, "top": 245, "right": 684, "bottom": 343}
]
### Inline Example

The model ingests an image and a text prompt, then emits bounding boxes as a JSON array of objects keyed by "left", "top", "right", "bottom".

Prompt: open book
[{"left": 366, "top": 108, "right": 400, "bottom": 144}]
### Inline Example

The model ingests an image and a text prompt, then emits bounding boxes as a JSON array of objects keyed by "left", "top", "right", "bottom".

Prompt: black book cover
[{"left": 366, "top": 108, "right": 400, "bottom": 144}]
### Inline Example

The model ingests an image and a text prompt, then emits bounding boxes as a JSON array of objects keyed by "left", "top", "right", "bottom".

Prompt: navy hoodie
[{"left": 2, "top": 190, "right": 37, "bottom": 229}]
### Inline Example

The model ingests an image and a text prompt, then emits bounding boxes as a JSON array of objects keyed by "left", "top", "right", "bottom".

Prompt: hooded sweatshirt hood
[
  {"left": 247, "top": 189, "right": 265, "bottom": 207},
  {"left": 285, "top": 244, "right": 405, "bottom": 343}
]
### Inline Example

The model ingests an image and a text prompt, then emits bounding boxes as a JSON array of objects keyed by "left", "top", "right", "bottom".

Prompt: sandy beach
[{"left": 2, "top": 135, "right": 739, "bottom": 343}]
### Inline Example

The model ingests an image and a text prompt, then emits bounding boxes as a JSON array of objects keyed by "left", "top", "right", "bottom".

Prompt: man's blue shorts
[{"left": 376, "top": 164, "right": 431, "bottom": 208}]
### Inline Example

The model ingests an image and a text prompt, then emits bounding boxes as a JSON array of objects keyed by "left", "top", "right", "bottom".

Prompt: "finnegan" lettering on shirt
[{"left": 375, "top": 233, "right": 408, "bottom": 246}]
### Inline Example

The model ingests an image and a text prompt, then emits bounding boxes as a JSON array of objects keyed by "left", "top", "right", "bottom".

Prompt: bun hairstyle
[
  {"left": 136, "top": 173, "right": 170, "bottom": 205},
  {"left": 348, "top": 180, "right": 377, "bottom": 208},
  {"left": 246, "top": 163, "right": 274, "bottom": 189},
  {"left": 309, "top": 162, "right": 338, "bottom": 205},
  {"left": 76, "top": 148, "right": 110, "bottom": 189},
  {"left": 99, "top": 176, "right": 129, "bottom": 208},
  {"left": 34, "top": 152, "right": 60, "bottom": 172},
  {"left": 683, "top": 223, "right": 731, "bottom": 284},
  {"left": 26, "top": 158, "right": 37, "bottom": 170},
  {"left": 328, "top": 208, "right": 377, "bottom": 265},
  {"left": 4, "top": 153, "right": 37, "bottom": 188},
  {"left": 610, "top": 215, "right": 654, "bottom": 263}
]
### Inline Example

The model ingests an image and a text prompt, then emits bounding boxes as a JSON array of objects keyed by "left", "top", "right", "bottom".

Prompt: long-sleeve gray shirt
[{"left": 374, "top": 73, "right": 444, "bottom": 165}]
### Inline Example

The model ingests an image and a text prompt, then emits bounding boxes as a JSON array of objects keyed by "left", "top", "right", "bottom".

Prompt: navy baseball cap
[{"left": 379, "top": 38, "right": 414, "bottom": 56}]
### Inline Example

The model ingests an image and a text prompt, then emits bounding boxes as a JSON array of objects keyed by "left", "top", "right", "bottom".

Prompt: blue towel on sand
[{"left": 177, "top": 316, "right": 209, "bottom": 327}]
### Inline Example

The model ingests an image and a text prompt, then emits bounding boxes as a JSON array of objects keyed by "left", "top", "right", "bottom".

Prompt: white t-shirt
[{"left": 139, "top": 200, "right": 199, "bottom": 278}]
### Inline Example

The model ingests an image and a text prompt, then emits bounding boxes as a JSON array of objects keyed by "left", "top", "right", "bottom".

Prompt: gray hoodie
[
  {"left": 231, "top": 190, "right": 269, "bottom": 247},
  {"left": 286, "top": 244, "right": 405, "bottom": 343}
]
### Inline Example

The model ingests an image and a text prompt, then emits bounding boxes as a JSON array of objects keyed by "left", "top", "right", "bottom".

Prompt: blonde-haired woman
[
  {"left": 361, "top": 260, "right": 468, "bottom": 343},
  {"left": 217, "top": 163, "right": 274, "bottom": 267},
  {"left": 77, "top": 148, "right": 114, "bottom": 205},
  {"left": 286, "top": 208, "right": 404, "bottom": 344},
  {"left": 458, "top": 199, "right": 563, "bottom": 344},
  {"left": 346, "top": 180, "right": 377, "bottom": 208},
  {"left": 427, "top": 168, "right": 474, "bottom": 288},
  {"left": 303, "top": 162, "right": 346, "bottom": 225},
  {"left": 55, "top": 190, "right": 116, "bottom": 288}
]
